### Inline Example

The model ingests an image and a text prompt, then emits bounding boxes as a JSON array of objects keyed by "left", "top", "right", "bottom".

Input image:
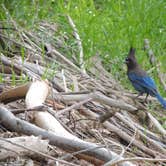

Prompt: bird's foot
[
  {"left": 144, "top": 94, "right": 149, "bottom": 103},
  {"left": 134, "top": 92, "right": 143, "bottom": 100}
]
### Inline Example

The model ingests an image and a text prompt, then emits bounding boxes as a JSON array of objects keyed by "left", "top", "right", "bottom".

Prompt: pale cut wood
[
  {"left": 0, "top": 105, "right": 135, "bottom": 166},
  {"left": 25, "top": 80, "right": 50, "bottom": 109},
  {"left": 33, "top": 111, "right": 80, "bottom": 141},
  {"left": 25, "top": 80, "right": 80, "bottom": 141}
]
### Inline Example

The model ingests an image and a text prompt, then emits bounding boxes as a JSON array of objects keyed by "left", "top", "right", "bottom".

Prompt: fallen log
[
  {"left": 0, "top": 105, "right": 135, "bottom": 166},
  {"left": 54, "top": 91, "right": 137, "bottom": 112}
]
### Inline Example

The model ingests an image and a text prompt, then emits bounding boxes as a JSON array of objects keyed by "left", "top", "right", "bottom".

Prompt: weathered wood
[
  {"left": 0, "top": 105, "right": 134, "bottom": 166},
  {"left": 0, "top": 83, "right": 31, "bottom": 103},
  {"left": 0, "top": 136, "right": 48, "bottom": 160}
]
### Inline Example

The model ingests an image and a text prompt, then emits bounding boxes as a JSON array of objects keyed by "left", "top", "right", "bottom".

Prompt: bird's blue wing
[{"left": 128, "top": 72, "right": 157, "bottom": 95}]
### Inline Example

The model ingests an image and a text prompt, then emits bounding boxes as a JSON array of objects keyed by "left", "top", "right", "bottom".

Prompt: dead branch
[
  {"left": 61, "top": 69, "right": 68, "bottom": 92},
  {"left": 0, "top": 54, "right": 40, "bottom": 79},
  {"left": 0, "top": 65, "right": 21, "bottom": 75},
  {"left": 89, "top": 55, "right": 122, "bottom": 90},
  {"left": 54, "top": 92, "right": 137, "bottom": 112},
  {"left": 0, "top": 83, "right": 31, "bottom": 103},
  {"left": 115, "top": 112, "right": 166, "bottom": 154},
  {"left": 72, "top": 75, "right": 79, "bottom": 92},
  {"left": 107, "top": 157, "right": 166, "bottom": 166},
  {"left": 104, "top": 129, "right": 137, "bottom": 166},
  {"left": 0, "top": 136, "right": 48, "bottom": 160},
  {"left": 144, "top": 39, "right": 166, "bottom": 91},
  {"left": 0, "top": 105, "right": 134, "bottom": 166},
  {"left": 80, "top": 108, "right": 162, "bottom": 157},
  {"left": 52, "top": 49, "right": 85, "bottom": 75},
  {"left": 99, "top": 109, "right": 117, "bottom": 123},
  {"left": 147, "top": 112, "right": 166, "bottom": 136},
  {"left": 0, "top": 136, "right": 77, "bottom": 166},
  {"left": 11, "top": 105, "right": 46, "bottom": 114},
  {"left": 67, "top": 15, "right": 86, "bottom": 74},
  {"left": 56, "top": 97, "right": 92, "bottom": 116}
]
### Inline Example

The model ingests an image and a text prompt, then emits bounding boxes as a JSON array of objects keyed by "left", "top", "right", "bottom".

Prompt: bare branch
[
  {"left": 147, "top": 112, "right": 166, "bottom": 136},
  {"left": 0, "top": 105, "right": 134, "bottom": 166},
  {"left": 107, "top": 157, "right": 166, "bottom": 166},
  {"left": 67, "top": 15, "right": 86, "bottom": 74},
  {"left": 0, "top": 137, "right": 77, "bottom": 166}
]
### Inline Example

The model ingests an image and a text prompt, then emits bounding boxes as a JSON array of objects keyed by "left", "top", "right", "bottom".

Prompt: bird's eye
[{"left": 125, "top": 57, "right": 131, "bottom": 64}]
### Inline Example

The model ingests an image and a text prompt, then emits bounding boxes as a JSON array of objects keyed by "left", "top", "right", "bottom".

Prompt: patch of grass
[
  {"left": 0, "top": 0, "right": 165, "bottom": 95},
  {"left": 42, "top": 62, "right": 58, "bottom": 80}
]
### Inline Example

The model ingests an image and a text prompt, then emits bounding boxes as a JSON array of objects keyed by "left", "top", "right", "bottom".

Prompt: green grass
[{"left": 0, "top": 0, "right": 166, "bottom": 95}]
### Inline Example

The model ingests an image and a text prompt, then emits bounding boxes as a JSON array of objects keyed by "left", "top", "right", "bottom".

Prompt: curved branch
[{"left": 0, "top": 105, "right": 134, "bottom": 166}]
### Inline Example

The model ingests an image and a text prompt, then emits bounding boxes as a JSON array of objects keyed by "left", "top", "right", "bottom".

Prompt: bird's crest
[
  {"left": 128, "top": 47, "right": 135, "bottom": 58},
  {"left": 125, "top": 47, "right": 139, "bottom": 69}
]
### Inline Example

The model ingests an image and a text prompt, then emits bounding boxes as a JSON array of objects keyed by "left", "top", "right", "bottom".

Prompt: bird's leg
[
  {"left": 134, "top": 92, "right": 143, "bottom": 99},
  {"left": 144, "top": 93, "right": 149, "bottom": 103}
]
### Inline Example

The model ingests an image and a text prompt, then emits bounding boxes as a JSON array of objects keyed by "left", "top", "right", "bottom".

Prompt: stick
[
  {"left": 61, "top": 69, "right": 68, "bottom": 92},
  {"left": 104, "top": 129, "right": 137, "bottom": 166},
  {"left": 144, "top": 39, "right": 166, "bottom": 91},
  {"left": 56, "top": 97, "right": 92, "bottom": 116},
  {"left": 107, "top": 157, "right": 166, "bottom": 166},
  {"left": 11, "top": 105, "right": 46, "bottom": 114},
  {"left": 0, "top": 137, "right": 77, "bottom": 166},
  {"left": 115, "top": 113, "right": 166, "bottom": 153},
  {"left": 0, "top": 105, "right": 134, "bottom": 166},
  {"left": 54, "top": 92, "right": 137, "bottom": 112},
  {"left": 147, "top": 112, "right": 166, "bottom": 136},
  {"left": 67, "top": 15, "right": 86, "bottom": 74},
  {"left": 80, "top": 108, "right": 159, "bottom": 157}
]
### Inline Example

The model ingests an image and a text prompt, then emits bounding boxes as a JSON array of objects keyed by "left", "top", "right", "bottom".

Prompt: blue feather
[
  {"left": 156, "top": 93, "right": 166, "bottom": 109},
  {"left": 128, "top": 72, "right": 157, "bottom": 96},
  {"left": 127, "top": 72, "right": 166, "bottom": 109},
  {"left": 126, "top": 47, "right": 166, "bottom": 109}
]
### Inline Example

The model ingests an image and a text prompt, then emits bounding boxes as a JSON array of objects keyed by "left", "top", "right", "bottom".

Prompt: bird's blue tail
[{"left": 156, "top": 93, "right": 166, "bottom": 109}]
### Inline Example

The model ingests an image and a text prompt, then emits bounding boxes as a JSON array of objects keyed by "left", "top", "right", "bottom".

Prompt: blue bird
[{"left": 125, "top": 47, "right": 166, "bottom": 109}]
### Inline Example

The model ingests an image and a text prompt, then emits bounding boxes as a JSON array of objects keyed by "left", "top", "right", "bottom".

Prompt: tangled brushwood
[{"left": 0, "top": 18, "right": 166, "bottom": 166}]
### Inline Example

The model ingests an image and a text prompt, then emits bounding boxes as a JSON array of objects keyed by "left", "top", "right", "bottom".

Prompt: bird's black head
[{"left": 125, "top": 47, "right": 138, "bottom": 70}]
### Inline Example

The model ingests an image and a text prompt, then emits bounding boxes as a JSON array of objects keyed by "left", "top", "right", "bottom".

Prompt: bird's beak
[{"left": 124, "top": 58, "right": 128, "bottom": 64}]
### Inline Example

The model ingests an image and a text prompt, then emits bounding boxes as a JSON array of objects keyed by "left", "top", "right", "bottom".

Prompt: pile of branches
[{"left": 0, "top": 14, "right": 166, "bottom": 166}]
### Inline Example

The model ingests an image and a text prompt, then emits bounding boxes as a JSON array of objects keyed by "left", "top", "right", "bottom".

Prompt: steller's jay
[{"left": 125, "top": 47, "right": 166, "bottom": 109}]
